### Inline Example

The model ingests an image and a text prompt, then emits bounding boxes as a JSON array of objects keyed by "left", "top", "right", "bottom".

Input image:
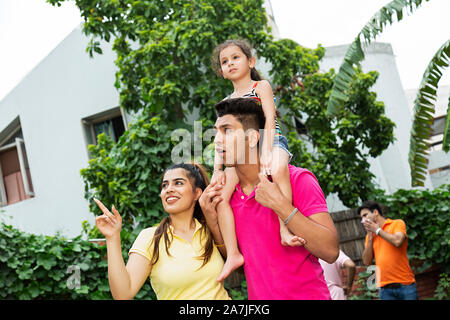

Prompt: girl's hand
[
  {"left": 199, "top": 180, "right": 224, "bottom": 226},
  {"left": 211, "top": 169, "right": 226, "bottom": 186},
  {"left": 94, "top": 198, "right": 122, "bottom": 240},
  {"left": 260, "top": 149, "right": 273, "bottom": 176}
]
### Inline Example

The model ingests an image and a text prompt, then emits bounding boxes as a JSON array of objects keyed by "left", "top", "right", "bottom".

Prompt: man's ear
[
  {"left": 247, "top": 129, "right": 260, "bottom": 148},
  {"left": 373, "top": 209, "right": 380, "bottom": 218}
]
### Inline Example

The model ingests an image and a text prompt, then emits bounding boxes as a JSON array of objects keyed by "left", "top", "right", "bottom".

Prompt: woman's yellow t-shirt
[{"left": 128, "top": 218, "right": 230, "bottom": 300}]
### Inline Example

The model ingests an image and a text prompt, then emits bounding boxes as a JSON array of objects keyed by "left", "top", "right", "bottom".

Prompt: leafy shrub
[
  {"left": 0, "top": 222, "right": 155, "bottom": 299},
  {"left": 434, "top": 273, "right": 450, "bottom": 300},
  {"left": 348, "top": 268, "right": 379, "bottom": 300},
  {"left": 80, "top": 114, "right": 174, "bottom": 236},
  {"left": 381, "top": 184, "right": 450, "bottom": 274}
]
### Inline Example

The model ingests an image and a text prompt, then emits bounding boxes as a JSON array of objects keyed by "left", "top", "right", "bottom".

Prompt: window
[
  {"left": 82, "top": 107, "right": 127, "bottom": 155},
  {"left": 0, "top": 120, "right": 34, "bottom": 206},
  {"left": 429, "top": 115, "right": 446, "bottom": 152}
]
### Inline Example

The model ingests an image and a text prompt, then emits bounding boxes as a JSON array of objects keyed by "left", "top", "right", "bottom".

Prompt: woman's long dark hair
[
  {"left": 211, "top": 39, "right": 263, "bottom": 81},
  {"left": 150, "top": 163, "right": 214, "bottom": 270}
]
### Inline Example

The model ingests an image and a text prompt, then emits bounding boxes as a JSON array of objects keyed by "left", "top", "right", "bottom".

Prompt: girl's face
[
  {"left": 219, "top": 45, "right": 255, "bottom": 81},
  {"left": 160, "top": 168, "right": 201, "bottom": 216}
]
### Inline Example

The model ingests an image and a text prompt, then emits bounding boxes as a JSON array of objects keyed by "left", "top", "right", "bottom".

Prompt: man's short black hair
[
  {"left": 214, "top": 98, "right": 266, "bottom": 131},
  {"left": 357, "top": 200, "right": 384, "bottom": 217}
]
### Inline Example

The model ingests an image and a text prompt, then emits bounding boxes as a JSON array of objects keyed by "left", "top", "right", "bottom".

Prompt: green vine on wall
[
  {"left": 381, "top": 183, "right": 450, "bottom": 274},
  {"left": 0, "top": 221, "right": 155, "bottom": 300},
  {"left": 1, "top": 184, "right": 447, "bottom": 299}
]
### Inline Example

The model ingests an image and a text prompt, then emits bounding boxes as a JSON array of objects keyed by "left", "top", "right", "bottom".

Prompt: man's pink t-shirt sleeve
[{"left": 290, "top": 165, "right": 329, "bottom": 217}]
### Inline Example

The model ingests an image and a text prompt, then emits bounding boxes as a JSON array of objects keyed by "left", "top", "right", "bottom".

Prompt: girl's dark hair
[
  {"left": 211, "top": 39, "right": 262, "bottom": 81},
  {"left": 150, "top": 163, "right": 213, "bottom": 270}
]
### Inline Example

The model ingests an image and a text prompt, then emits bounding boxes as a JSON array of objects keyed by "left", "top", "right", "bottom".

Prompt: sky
[{"left": 0, "top": 0, "right": 449, "bottom": 101}]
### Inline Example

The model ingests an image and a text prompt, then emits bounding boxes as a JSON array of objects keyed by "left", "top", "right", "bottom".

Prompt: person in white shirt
[{"left": 319, "top": 249, "right": 356, "bottom": 300}]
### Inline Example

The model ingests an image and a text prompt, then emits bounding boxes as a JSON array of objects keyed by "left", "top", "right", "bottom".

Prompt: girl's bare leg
[
  {"left": 272, "top": 147, "right": 305, "bottom": 247},
  {"left": 216, "top": 167, "right": 244, "bottom": 282}
]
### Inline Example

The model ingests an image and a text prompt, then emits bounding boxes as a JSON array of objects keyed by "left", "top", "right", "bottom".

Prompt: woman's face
[{"left": 160, "top": 168, "right": 201, "bottom": 215}]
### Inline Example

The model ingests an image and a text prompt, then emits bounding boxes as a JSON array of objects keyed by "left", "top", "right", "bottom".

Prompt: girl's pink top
[{"left": 230, "top": 165, "right": 331, "bottom": 300}]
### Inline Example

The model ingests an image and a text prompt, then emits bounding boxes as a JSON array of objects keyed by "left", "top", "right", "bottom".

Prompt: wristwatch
[{"left": 375, "top": 227, "right": 382, "bottom": 236}]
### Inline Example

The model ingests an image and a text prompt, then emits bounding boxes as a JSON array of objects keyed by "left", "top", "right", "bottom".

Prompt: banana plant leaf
[
  {"left": 326, "top": 0, "right": 430, "bottom": 116},
  {"left": 410, "top": 39, "right": 450, "bottom": 186}
]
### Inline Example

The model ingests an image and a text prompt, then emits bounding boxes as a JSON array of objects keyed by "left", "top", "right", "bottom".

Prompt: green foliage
[
  {"left": 381, "top": 184, "right": 450, "bottom": 274},
  {"left": 48, "top": 0, "right": 396, "bottom": 208},
  {"left": 348, "top": 269, "right": 379, "bottom": 300},
  {"left": 0, "top": 222, "right": 155, "bottom": 299},
  {"left": 80, "top": 114, "right": 175, "bottom": 235},
  {"left": 49, "top": 0, "right": 271, "bottom": 126},
  {"left": 434, "top": 273, "right": 450, "bottom": 300},
  {"left": 287, "top": 68, "right": 395, "bottom": 207},
  {"left": 326, "top": 0, "right": 431, "bottom": 116},
  {"left": 225, "top": 279, "right": 248, "bottom": 300},
  {"left": 409, "top": 39, "right": 450, "bottom": 186}
]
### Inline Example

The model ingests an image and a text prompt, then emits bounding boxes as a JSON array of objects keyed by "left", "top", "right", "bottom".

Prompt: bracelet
[
  {"left": 284, "top": 207, "right": 299, "bottom": 225},
  {"left": 375, "top": 227, "right": 382, "bottom": 236},
  {"left": 215, "top": 242, "right": 225, "bottom": 247}
]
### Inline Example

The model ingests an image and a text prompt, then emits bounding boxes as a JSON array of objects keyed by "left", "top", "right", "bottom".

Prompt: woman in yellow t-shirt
[{"left": 93, "top": 163, "right": 230, "bottom": 300}]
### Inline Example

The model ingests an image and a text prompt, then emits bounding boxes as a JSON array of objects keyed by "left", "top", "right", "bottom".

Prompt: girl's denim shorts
[{"left": 273, "top": 135, "right": 293, "bottom": 162}]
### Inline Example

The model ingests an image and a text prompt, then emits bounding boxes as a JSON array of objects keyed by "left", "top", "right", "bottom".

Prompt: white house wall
[
  {"left": 320, "top": 43, "right": 433, "bottom": 210},
  {"left": 0, "top": 25, "right": 119, "bottom": 237}
]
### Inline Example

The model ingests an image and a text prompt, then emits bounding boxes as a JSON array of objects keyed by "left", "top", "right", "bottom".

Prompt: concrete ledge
[{"left": 324, "top": 42, "right": 394, "bottom": 58}]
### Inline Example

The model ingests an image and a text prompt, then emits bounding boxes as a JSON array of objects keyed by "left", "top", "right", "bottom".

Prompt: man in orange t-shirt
[{"left": 358, "top": 200, "right": 418, "bottom": 300}]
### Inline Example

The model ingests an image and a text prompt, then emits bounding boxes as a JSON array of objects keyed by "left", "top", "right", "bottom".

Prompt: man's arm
[
  {"left": 255, "top": 173, "right": 339, "bottom": 263},
  {"left": 378, "top": 230, "right": 406, "bottom": 248},
  {"left": 363, "top": 220, "right": 406, "bottom": 248},
  {"left": 274, "top": 206, "right": 339, "bottom": 264},
  {"left": 362, "top": 233, "right": 374, "bottom": 266}
]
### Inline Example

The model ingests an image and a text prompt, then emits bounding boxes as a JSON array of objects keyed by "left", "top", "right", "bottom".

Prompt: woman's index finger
[{"left": 94, "top": 198, "right": 112, "bottom": 215}]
